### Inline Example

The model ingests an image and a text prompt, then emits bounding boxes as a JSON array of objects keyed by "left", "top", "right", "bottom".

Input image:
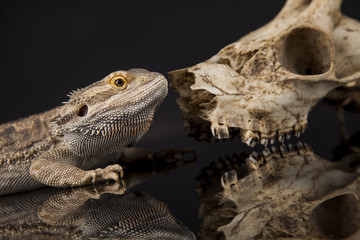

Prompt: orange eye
[{"left": 110, "top": 76, "right": 128, "bottom": 90}]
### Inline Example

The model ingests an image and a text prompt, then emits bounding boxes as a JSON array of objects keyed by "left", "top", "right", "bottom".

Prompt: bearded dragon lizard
[{"left": 0, "top": 69, "right": 168, "bottom": 196}]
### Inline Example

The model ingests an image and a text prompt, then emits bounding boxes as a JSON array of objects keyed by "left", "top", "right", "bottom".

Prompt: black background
[{"left": 1, "top": 0, "right": 360, "bottom": 235}]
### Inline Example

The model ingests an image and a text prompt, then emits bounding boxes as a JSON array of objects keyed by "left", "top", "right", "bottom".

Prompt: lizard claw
[
  {"left": 93, "top": 180, "right": 126, "bottom": 195},
  {"left": 93, "top": 164, "right": 124, "bottom": 184}
]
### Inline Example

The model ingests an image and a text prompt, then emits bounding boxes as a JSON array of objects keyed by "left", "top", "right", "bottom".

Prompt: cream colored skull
[
  {"left": 195, "top": 142, "right": 360, "bottom": 240},
  {"left": 169, "top": 0, "right": 360, "bottom": 146},
  {"left": 217, "top": 146, "right": 360, "bottom": 239}
]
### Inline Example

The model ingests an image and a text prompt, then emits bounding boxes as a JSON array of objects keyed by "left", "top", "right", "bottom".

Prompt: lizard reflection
[
  {"left": 196, "top": 133, "right": 360, "bottom": 240},
  {"left": 0, "top": 148, "right": 196, "bottom": 240}
]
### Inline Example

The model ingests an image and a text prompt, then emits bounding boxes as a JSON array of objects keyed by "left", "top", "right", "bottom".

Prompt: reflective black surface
[
  {"left": 0, "top": 154, "right": 197, "bottom": 239},
  {"left": 1, "top": 0, "right": 360, "bottom": 239},
  {"left": 196, "top": 133, "right": 360, "bottom": 239}
]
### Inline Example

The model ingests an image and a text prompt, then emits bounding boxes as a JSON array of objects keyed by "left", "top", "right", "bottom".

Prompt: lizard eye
[{"left": 110, "top": 76, "right": 128, "bottom": 90}]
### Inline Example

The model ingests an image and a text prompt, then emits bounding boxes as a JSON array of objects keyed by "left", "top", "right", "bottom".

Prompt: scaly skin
[
  {"left": 0, "top": 186, "right": 196, "bottom": 239},
  {"left": 0, "top": 68, "right": 168, "bottom": 196}
]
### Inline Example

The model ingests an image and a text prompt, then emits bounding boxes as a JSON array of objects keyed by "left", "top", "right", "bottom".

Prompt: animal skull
[
  {"left": 218, "top": 144, "right": 360, "bottom": 239},
  {"left": 169, "top": 0, "right": 360, "bottom": 146},
  {"left": 196, "top": 141, "right": 360, "bottom": 239}
]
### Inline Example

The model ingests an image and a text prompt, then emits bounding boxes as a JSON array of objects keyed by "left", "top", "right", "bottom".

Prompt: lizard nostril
[{"left": 78, "top": 105, "right": 88, "bottom": 117}]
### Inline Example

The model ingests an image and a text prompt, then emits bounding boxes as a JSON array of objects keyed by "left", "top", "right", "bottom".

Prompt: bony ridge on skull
[{"left": 169, "top": 0, "right": 360, "bottom": 146}]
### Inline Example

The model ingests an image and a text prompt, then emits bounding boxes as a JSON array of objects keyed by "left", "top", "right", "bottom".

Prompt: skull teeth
[
  {"left": 246, "top": 141, "right": 313, "bottom": 170},
  {"left": 279, "top": 144, "right": 287, "bottom": 153},
  {"left": 286, "top": 133, "right": 292, "bottom": 140},
  {"left": 277, "top": 134, "right": 284, "bottom": 143},
  {"left": 183, "top": 119, "right": 238, "bottom": 143},
  {"left": 246, "top": 136, "right": 253, "bottom": 146},
  {"left": 239, "top": 122, "right": 308, "bottom": 147},
  {"left": 262, "top": 147, "right": 271, "bottom": 157},
  {"left": 184, "top": 119, "right": 308, "bottom": 146},
  {"left": 246, "top": 152, "right": 264, "bottom": 170},
  {"left": 287, "top": 143, "right": 295, "bottom": 152},
  {"left": 211, "top": 122, "right": 230, "bottom": 139},
  {"left": 260, "top": 138, "right": 269, "bottom": 146},
  {"left": 221, "top": 170, "right": 238, "bottom": 189},
  {"left": 249, "top": 141, "right": 257, "bottom": 148}
]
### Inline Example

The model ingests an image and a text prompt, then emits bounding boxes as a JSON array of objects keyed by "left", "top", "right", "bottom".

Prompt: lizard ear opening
[{"left": 78, "top": 105, "right": 88, "bottom": 117}]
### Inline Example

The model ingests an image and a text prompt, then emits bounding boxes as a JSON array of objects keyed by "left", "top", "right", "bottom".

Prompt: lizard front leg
[
  {"left": 38, "top": 183, "right": 126, "bottom": 225},
  {"left": 30, "top": 148, "right": 123, "bottom": 188}
]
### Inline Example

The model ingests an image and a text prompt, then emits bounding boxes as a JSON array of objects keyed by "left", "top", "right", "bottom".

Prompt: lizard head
[{"left": 50, "top": 69, "right": 168, "bottom": 158}]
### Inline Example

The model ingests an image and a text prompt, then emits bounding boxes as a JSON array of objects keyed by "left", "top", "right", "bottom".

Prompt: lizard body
[
  {"left": 0, "top": 69, "right": 168, "bottom": 195},
  {"left": 0, "top": 187, "right": 196, "bottom": 239}
]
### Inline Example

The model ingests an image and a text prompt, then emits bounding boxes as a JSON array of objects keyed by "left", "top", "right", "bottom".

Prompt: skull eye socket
[
  {"left": 279, "top": 27, "right": 333, "bottom": 75},
  {"left": 110, "top": 76, "right": 128, "bottom": 90},
  {"left": 309, "top": 194, "right": 360, "bottom": 238}
]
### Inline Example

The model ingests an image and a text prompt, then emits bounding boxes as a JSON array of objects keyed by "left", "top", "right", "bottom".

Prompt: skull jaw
[
  {"left": 207, "top": 101, "right": 310, "bottom": 146},
  {"left": 170, "top": 65, "right": 338, "bottom": 145}
]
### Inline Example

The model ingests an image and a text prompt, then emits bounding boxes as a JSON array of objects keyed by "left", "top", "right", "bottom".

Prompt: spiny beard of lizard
[{"left": 50, "top": 68, "right": 168, "bottom": 160}]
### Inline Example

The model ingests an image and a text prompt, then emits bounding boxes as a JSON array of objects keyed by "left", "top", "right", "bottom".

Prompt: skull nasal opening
[{"left": 280, "top": 27, "right": 333, "bottom": 75}]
